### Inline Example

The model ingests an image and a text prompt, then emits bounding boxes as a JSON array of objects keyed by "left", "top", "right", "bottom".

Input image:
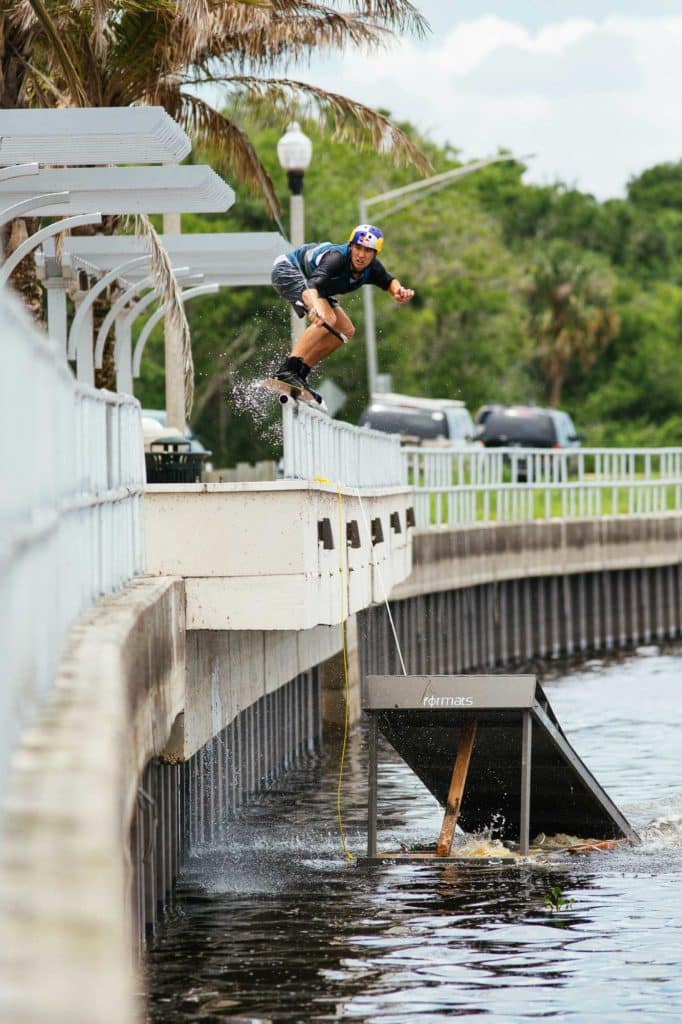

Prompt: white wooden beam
[
  {"left": 0, "top": 166, "right": 235, "bottom": 215},
  {"left": 0, "top": 107, "right": 191, "bottom": 165},
  {"left": 61, "top": 232, "right": 290, "bottom": 285}
]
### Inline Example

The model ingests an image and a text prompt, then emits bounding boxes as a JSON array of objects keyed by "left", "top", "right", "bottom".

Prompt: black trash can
[{"left": 145, "top": 437, "right": 208, "bottom": 484}]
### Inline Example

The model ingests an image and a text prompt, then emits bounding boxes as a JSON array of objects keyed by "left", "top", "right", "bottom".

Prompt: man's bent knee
[
  {"left": 336, "top": 317, "right": 355, "bottom": 340},
  {"left": 321, "top": 304, "right": 337, "bottom": 327}
]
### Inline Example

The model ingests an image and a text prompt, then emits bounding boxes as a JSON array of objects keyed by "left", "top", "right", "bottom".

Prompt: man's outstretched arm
[{"left": 388, "top": 279, "right": 415, "bottom": 305}]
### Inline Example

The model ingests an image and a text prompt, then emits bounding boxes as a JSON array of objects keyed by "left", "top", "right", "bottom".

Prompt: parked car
[
  {"left": 359, "top": 393, "right": 477, "bottom": 447},
  {"left": 474, "top": 403, "right": 504, "bottom": 427},
  {"left": 475, "top": 404, "right": 581, "bottom": 479}
]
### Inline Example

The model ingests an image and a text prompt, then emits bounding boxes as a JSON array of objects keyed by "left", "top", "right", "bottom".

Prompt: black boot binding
[
  {"left": 274, "top": 355, "right": 309, "bottom": 390},
  {"left": 296, "top": 360, "right": 322, "bottom": 403}
]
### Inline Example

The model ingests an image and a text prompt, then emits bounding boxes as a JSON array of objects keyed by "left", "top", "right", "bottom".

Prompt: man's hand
[
  {"left": 390, "top": 281, "right": 415, "bottom": 305},
  {"left": 301, "top": 288, "right": 333, "bottom": 325}
]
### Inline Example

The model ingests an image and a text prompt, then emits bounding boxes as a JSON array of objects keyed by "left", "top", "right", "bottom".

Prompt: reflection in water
[{"left": 146, "top": 651, "right": 682, "bottom": 1022}]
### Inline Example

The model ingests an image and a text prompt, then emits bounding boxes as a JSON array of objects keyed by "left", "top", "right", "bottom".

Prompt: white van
[{"left": 359, "top": 392, "right": 477, "bottom": 447}]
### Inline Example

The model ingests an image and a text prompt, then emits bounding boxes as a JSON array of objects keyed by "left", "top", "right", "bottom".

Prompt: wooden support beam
[
  {"left": 367, "top": 715, "right": 378, "bottom": 857},
  {"left": 436, "top": 719, "right": 478, "bottom": 857}
]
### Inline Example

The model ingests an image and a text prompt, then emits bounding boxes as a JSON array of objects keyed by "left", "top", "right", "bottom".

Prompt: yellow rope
[{"left": 314, "top": 476, "right": 354, "bottom": 862}]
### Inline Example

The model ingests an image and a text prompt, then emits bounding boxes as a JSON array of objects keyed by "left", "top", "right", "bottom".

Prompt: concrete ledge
[
  {"left": 0, "top": 576, "right": 184, "bottom": 1024},
  {"left": 392, "top": 514, "right": 682, "bottom": 601},
  {"left": 145, "top": 481, "right": 413, "bottom": 630}
]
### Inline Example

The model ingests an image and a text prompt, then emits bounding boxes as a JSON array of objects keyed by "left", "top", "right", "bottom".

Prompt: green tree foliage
[
  {"left": 469, "top": 161, "right": 682, "bottom": 283},
  {"left": 576, "top": 282, "right": 682, "bottom": 445},
  {"left": 523, "top": 242, "right": 619, "bottom": 408},
  {"left": 628, "top": 162, "right": 682, "bottom": 213},
  {"left": 136, "top": 111, "right": 682, "bottom": 464}
]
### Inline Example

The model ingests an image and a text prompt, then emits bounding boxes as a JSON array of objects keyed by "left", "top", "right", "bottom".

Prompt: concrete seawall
[
  {"left": 0, "top": 576, "right": 185, "bottom": 1024},
  {"left": 174, "top": 624, "right": 344, "bottom": 759},
  {"left": 391, "top": 515, "right": 682, "bottom": 601},
  {"left": 0, "top": 575, "right": 348, "bottom": 1024},
  {"left": 362, "top": 515, "right": 682, "bottom": 680}
]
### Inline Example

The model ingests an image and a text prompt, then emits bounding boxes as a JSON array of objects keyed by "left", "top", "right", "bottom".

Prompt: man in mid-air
[{"left": 271, "top": 224, "right": 414, "bottom": 391}]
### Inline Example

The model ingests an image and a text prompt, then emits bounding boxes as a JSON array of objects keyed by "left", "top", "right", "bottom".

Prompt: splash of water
[
  {"left": 230, "top": 373, "right": 283, "bottom": 450},
  {"left": 221, "top": 308, "right": 294, "bottom": 452}
]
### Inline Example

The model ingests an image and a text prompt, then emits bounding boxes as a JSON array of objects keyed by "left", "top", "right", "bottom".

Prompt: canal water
[{"left": 146, "top": 650, "right": 682, "bottom": 1022}]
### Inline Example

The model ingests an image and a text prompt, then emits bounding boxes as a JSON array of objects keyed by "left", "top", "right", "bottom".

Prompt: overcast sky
[{"left": 288, "top": 0, "right": 682, "bottom": 200}]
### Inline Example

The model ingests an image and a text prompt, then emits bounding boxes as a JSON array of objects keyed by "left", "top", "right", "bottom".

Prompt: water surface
[{"left": 146, "top": 650, "right": 682, "bottom": 1022}]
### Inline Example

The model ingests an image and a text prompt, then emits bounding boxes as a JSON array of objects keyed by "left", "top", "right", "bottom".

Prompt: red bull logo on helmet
[{"left": 349, "top": 223, "right": 384, "bottom": 254}]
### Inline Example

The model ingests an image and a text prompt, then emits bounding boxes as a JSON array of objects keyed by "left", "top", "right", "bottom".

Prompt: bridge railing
[
  {"left": 1, "top": 292, "right": 145, "bottom": 810},
  {"left": 403, "top": 446, "right": 682, "bottom": 527},
  {"left": 282, "top": 400, "right": 405, "bottom": 487}
]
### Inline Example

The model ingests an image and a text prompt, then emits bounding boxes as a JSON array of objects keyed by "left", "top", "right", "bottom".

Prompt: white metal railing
[
  {"left": 282, "top": 400, "right": 405, "bottom": 487},
  {"left": 403, "top": 446, "right": 682, "bottom": 528},
  {"left": 0, "top": 292, "right": 145, "bottom": 812}
]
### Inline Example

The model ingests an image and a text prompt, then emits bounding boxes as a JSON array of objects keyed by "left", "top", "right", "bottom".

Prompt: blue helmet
[{"left": 349, "top": 223, "right": 384, "bottom": 254}]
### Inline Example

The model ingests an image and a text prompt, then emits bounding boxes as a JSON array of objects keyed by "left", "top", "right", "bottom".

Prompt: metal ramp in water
[{"left": 364, "top": 674, "right": 639, "bottom": 859}]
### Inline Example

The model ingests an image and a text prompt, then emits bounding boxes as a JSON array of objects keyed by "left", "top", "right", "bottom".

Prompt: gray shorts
[{"left": 271, "top": 255, "right": 339, "bottom": 318}]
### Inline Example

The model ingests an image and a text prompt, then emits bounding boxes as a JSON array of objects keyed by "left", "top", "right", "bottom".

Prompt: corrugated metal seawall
[
  {"left": 129, "top": 668, "right": 321, "bottom": 952},
  {"left": 359, "top": 565, "right": 682, "bottom": 679}
]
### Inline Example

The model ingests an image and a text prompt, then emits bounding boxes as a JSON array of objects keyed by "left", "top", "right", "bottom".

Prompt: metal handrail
[
  {"left": 1, "top": 291, "right": 145, "bottom": 812},
  {"left": 281, "top": 400, "right": 405, "bottom": 488},
  {"left": 402, "top": 445, "right": 682, "bottom": 527}
]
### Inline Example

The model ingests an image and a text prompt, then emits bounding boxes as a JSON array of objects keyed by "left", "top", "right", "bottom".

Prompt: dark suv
[
  {"left": 475, "top": 405, "right": 581, "bottom": 450},
  {"left": 359, "top": 394, "right": 476, "bottom": 447},
  {"left": 475, "top": 405, "right": 581, "bottom": 479}
]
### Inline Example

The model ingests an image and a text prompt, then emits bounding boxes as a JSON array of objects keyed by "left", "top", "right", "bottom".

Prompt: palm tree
[
  {"left": 1, "top": 0, "right": 428, "bottom": 406},
  {"left": 524, "top": 243, "right": 620, "bottom": 408},
  {"left": 5, "top": 1, "right": 428, "bottom": 203}
]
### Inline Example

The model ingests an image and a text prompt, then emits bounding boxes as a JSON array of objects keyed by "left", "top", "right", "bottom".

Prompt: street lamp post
[
  {"left": 360, "top": 153, "right": 532, "bottom": 396},
  {"left": 277, "top": 122, "right": 312, "bottom": 343}
]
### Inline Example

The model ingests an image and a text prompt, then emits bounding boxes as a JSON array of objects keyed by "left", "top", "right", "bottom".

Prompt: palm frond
[
  {"left": 157, "top": 88, "right": 284, "bottom": 222},
  {"left": 67, "top": 0, "right": 110, "bottom": 58},
  {"left": 125, "top": 212, "right": 194, "bottom": 419},
  {"left": 213, "top": 75, "right": 431, "bottom": 173},
  {"left": 6, "top": 52, "right": 71, "bottom": 107},
  {"left": 270, "top": 0, "right": 429, "bottom": 38},
  {"left": 4, "top": 1, "right": 37, "bottom": 35},
  {"left": 25, "top": 0, "right": 90, "bottom": 103},
  {"left": 185, "top": 6, "right": 393, "bottom": 72},
  {"left": 172, "top": 0, "right": 218, "bottom": 65}
]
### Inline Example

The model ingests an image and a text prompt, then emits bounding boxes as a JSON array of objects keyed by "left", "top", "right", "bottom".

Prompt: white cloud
[
  {"left": 294, "top": 15, "right": 682, "bottom": 199},
  {"left": 455, "top": 29, "right": 638, "bottom": 97}
]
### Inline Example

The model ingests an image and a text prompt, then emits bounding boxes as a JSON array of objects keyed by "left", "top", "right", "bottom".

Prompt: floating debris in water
[
  {"left": 373, "top": 831, "right": 630, "bottom": 863},
  {"left": 636, "top": 645, "right": 660, "bottom": 657}
]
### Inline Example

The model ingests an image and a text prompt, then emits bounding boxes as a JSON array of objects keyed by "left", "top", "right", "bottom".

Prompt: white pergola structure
[
  {"left": 60, "top": 232, "right": 289, "bottom": 286},
  {"left": 0, "top": 107, "right": 193, "bottom": 258},
  {"left": 0, "top": 107, "right": 191, "bottom": 166},
  {"left": 0, "top": 107, "right": 284, "bottom": 424},
  {"left": 59, "top": 232, "right": 289, "bottom": 390},
  {"left": 0, "top": 110, "right": 233, "bottom": 369},
  {"left": 0, "top": 164, "right": 235, "bottom": 384}
]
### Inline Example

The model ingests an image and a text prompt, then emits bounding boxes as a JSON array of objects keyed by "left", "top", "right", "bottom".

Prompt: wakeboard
[{"left": 259, "top": 377, "right": 327, "bottom": 410}]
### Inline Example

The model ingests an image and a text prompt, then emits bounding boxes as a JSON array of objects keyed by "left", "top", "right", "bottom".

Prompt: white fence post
[{"left": 281, "top": 402, "right": 405, "bottom": 487}]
